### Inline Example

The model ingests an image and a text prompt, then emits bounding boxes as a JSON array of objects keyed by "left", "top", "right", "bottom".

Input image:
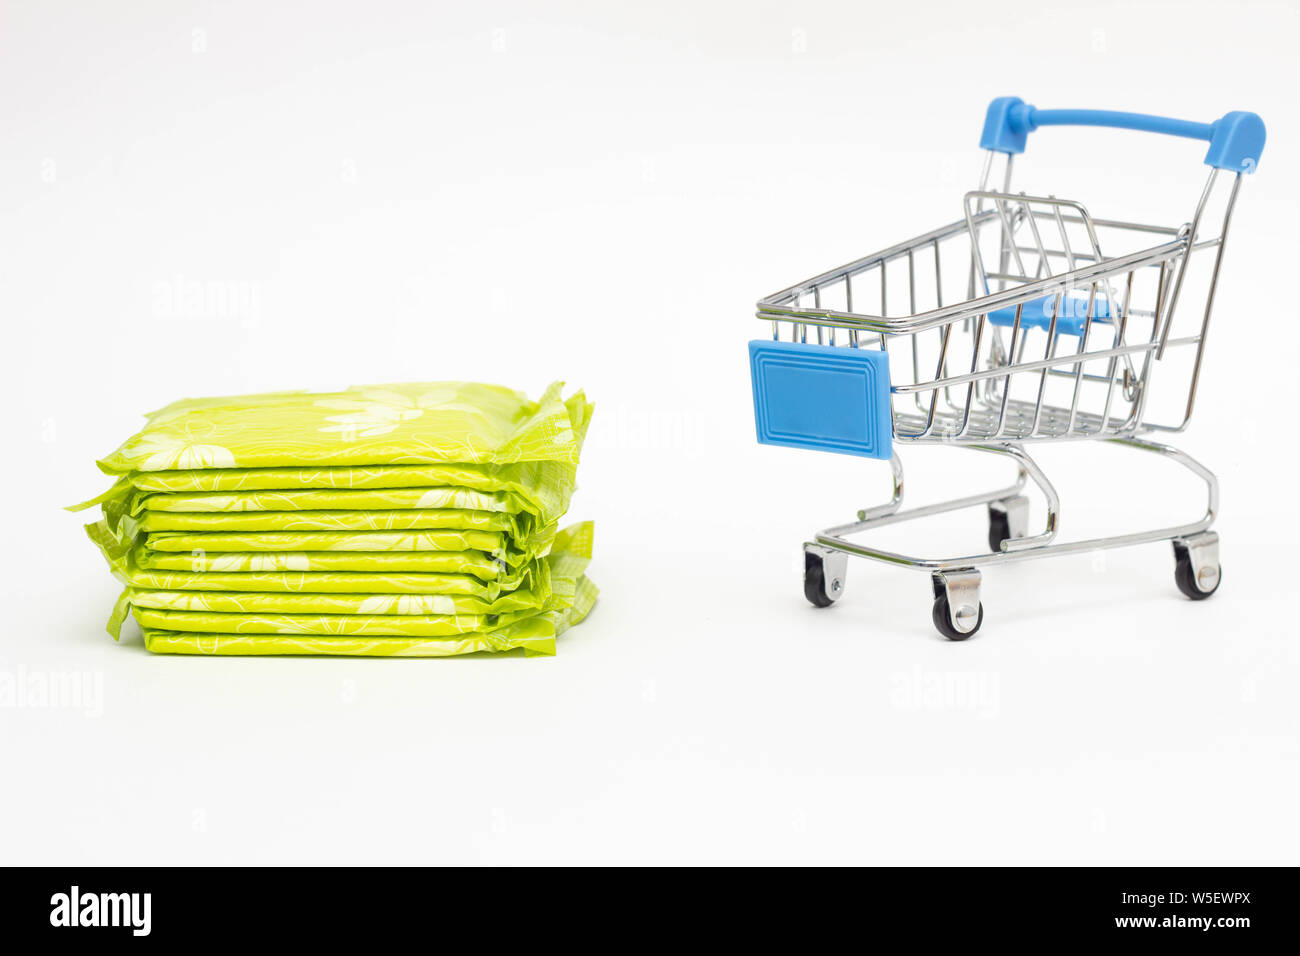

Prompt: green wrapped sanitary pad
[{"left": 96, "top": 381, "right": 589, "bottom": 471}]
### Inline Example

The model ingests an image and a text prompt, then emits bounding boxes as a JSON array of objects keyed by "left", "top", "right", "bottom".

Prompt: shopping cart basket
[{"left": 750, "top": 96, "right": 1265, "bottom": 639}]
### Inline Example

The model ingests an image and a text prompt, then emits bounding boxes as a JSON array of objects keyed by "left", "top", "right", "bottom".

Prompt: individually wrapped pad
[
  {"left": 95, "top": 382, "right": 592, "bottom": 472},
  {"left": 128, "top": 509, "right": 519, "bottom": 534},
  {"left": 134, "top": 548, "right": 508, "bottom": 579},
  {"left": 87, "top": 519, "right": 547, "bottom": 600},
  {"left": 71, "top": 459, "right": 585, "bottom": 531},
  {"left": 139, "top": 529, "right": 527, "bottom": 556},
  {"left": 128, "top": 487, "right": 527, "bottom": 515}
]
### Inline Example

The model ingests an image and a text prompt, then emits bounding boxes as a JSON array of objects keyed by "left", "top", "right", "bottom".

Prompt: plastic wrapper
[
  {"left": 93, "top": 381, "right": 591, "bottom": 472},
  {"left": 132, "top": 548, "right": 508, "bottom": 579}
]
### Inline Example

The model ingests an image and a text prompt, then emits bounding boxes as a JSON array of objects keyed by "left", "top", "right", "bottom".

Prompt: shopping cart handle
[{"left": 980, "top": 96, "right": 1265, "bottom": 173}]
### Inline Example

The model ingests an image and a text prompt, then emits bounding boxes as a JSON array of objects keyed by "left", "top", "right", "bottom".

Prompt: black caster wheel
[
  {"left": 987, "top": 507, "right": 1011, "bottom": 553},
  {"left": 931, "top": 591, "right": 983, "bottom": 641},
  {"left": 987, "top": 496, "right": 1027, "bottom": 553},
  {"left": 1174, "top": 544, "right": 1221, "bottom": 600},
  {"left": 804, "top": 549, "right": 844, "bottom": 608}
]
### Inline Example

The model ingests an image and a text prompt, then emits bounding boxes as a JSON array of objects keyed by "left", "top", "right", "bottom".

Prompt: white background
[{"left": 2, "top": 0, "right": 1298, "bottom": 864}]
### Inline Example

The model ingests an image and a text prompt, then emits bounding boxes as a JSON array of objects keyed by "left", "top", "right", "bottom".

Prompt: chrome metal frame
[
  {"left": 814, "top": 438, "right": 1215, "bottom": 571},
  {"left": 759, "top": 150, "right": 1243, "bottom": 632}
]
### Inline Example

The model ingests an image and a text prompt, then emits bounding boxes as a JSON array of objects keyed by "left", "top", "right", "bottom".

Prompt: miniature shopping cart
[{"left": 750, "top": 97, "right": 1265, "bottom": 639}]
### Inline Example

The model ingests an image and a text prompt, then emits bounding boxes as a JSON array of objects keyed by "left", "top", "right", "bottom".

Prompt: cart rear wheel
[
  {"left": 987, "top": 495, "right": 1029, "bottom": 553},
  {"left": 931, "top": 592, "right": 983, "bottom": 641},
  {"left": 988, "top": 509, "right": 1011, "bottom": 553},
  {"left": 1174, "top": 544, "right": 1221, "bottom": 600},
  {"left": 804, "top": 549, "right": 844, "bottom": 607}
]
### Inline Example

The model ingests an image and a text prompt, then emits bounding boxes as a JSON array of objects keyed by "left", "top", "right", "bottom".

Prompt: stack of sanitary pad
[{"left": 72, "top": 381, "right": 596, "bottom": 657}]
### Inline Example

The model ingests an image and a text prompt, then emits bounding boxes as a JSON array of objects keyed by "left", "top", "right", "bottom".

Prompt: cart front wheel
[
  {"left": 932, "top": 592, "right": 983, "bottom": 640},
  {"left": 1174, "top": 543, "right": 1221, "bottom": 600},
  {"left": 931, "top": 570, "right": 983, "bottom": 640},
  {"left": 804, "top": 547, "right": 846, "bottom": 607}
]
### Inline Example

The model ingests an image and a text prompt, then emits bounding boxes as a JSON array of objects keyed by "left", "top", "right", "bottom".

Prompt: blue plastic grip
[
  {"left": 750, "top": 340, "right": 893, "bottom": 459},
  {"left": 986, "top": 293, "right": 1113, "bottom": 337},
  {"left": 980, "top": 96, "right": 1265, "bottom": 173}
]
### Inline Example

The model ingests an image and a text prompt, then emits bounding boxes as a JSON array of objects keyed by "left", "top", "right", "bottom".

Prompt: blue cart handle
[{"left": 980, "top": 96, "right": 1265, "bottom": 173}]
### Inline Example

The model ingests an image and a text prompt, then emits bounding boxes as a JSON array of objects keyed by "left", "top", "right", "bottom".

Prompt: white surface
[{"left": 2, "top": 0, "right": 1298, "bottom": 865}]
